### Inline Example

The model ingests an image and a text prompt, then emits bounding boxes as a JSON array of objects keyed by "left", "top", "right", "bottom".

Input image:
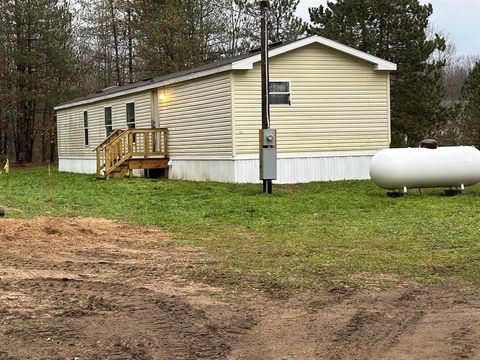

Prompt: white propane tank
[{"left": 369, "top": 146, "right": 480, "bottom": 191}]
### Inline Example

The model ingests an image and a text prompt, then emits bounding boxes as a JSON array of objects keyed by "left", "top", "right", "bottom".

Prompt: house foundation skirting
[
  {"left": 59, "top": 157, "right": 97, "bottom": 174},
  {"left": 170, "top": 151, "right": 376, "bottom": 183},
  {"left": 59, "top": 151, "right": 377, "bottom": 183}
]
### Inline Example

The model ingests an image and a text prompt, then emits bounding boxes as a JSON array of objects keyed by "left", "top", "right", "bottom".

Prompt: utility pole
[
  {"left": 259, "top": 0, "right": 277, "bottom": 194},
  {"left": 260, "top": 0, "right": 270, "bottom": 130}
]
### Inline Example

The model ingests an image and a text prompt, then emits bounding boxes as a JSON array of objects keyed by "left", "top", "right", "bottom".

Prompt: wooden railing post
[
  {"left": 128, "top": 131, "right": 133, "bottom": 155},
  {"left": 96, "top": 148, "right": 101, "bottom": 176},
  {"left": 143, "top": 132, "right": 148, "bottom": 157},
  {"left": 128, "top": 131, "right": 133, "bottom": 178},
  {"left": 105, "top": 145, "right": 110, "bottom": 178},
  {"left": 117, "top": 140, "right": 121, "bottom": 162},
  {"left": 164, "top": 129, "right": 168, "bottom": 156}
]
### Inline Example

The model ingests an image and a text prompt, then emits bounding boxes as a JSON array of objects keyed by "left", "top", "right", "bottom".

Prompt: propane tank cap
[{"left": 419, "top": 139, "right": 438, "bottom": 149}]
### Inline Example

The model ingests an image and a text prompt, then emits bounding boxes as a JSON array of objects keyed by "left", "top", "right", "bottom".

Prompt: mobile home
[{"left": 54, "top": 35, "right": 396, "bottom": 183}]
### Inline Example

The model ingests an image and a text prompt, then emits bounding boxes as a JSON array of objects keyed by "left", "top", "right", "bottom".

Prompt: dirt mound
[
  {"left": 0, "top": 217, "right": 248, "bottom": 359},
  {"left": 1, "top": 217, "right": 480, "bottom": 359}
]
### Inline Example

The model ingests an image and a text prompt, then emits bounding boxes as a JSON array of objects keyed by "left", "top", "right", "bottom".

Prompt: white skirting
[
  {"left": 169, "top": 159, "right": 235, "bottom": 182},
  {"left": 59, "top": 157, "right": 97, "bottom": 174},
  {"left": 234, "top": 154, "right": 373, "bottom": 183},
  {"left": 59, "top": 151, "right": 376, "bottom": 184},
  {"left": 170, "top": 151, "right": 375, "bottom": 184},
  {"left": 58, "top": 157, "right": 149, "bottom": 177}
]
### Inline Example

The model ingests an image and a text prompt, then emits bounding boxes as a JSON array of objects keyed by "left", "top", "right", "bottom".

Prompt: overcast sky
[{"left": 296, "top": 0, "right": 480, "bottom": 56}]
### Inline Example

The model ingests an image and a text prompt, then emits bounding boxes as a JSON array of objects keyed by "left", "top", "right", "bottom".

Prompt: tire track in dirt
[
  {"left": 228, "top": 287, "right": 480, "bottom": 360},
  {"left": 2, "top": 217, "right": 480, "bottom": 360},
  {"left": 381, "top": 303, "right": 480, "bottom": 360},
  {"left": 0, "top": 267, "right": 83, "bottom": 281},
  {"left": 324, "top": 289, "right": 427, "bottom": 359},
  {"left": 1, "top": 278, "right": 254, "bottom": 360},
  {"left": 451, "top": 326, "right": 476, "bottom": 359}
]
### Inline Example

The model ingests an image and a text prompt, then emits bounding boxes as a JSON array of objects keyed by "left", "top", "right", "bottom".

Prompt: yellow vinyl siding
[
  {"left": 159, "top": 73, "right": 232, "bottom": 157},
  {"left": 57, "top": 42, "right": 390, "bottom": 160},
  {"left": 57, "top": 91, "right": 152, "bottom": 157},
  {"left": 233, "top": 43, "right": 390, "bottom": 154}
]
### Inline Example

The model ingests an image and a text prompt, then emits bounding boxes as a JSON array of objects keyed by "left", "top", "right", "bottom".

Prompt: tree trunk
[
  {"left": 127, "top": 1, "right": 134, "bottom": 83},
  {"left": 109, "top": 0, "right": 122, "bottom": 86},
  {"left": 41, "top": 104, "right": 48, "bottom": 163},
  {"left": 49, "top": 120, "right": 57, "bottom": 164},
  {"left": 13, "top": 0, "right": 35, "bottom": 164}
]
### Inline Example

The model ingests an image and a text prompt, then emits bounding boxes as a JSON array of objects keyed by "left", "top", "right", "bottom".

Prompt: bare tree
[{"left": 108, "top": 0, "right": 122, "bottom": 85}]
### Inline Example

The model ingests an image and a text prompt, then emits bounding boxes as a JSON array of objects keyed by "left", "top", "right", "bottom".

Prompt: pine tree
[
  {"left": 239, "top": 0, "right": 305, "bottom": 47},
  {"left": 309, "top": 0, "right": 447, "bottom": 147},
  {"left": 458, "top": 61, "right": 480, "bottom": 147},
  {"left": 268, "top": 0, "right": 305, "bottom": 43},
  {"left": 0, "top": 16, "right": 12, "bottom": 159},
  {"left": 0, "top": 0, "right": 78, "bottom": 163},
  {"left": 133, "top": 0, "right": 219, "bottom": 77}
]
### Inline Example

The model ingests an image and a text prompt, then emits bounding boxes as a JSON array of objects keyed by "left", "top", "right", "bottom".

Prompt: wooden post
[
  {"left": 164, "top": 129, "right": 168, "bottom": 156},
  {"left": 105, "top": 145, "right": 110, "bottom": 179},
  {"left": 96, "top": 148, "right": 101, "bottom": 176},
  {"left": 163, "top": 129, "right": 169, "bottom": 179},
  {"left": 128, "top": 132, "right": 133, "bottom": 155},
  {"left": 143, "top": 131, "right": 148, "bottom": 157}
]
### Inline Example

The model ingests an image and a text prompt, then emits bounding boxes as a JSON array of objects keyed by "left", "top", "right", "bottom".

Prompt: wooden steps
[{"left": 95, "top": 128, "right": 169, "bottom": 179}]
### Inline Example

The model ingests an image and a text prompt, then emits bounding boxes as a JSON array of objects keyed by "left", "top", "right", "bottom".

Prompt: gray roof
[{"left": 58, "top": 45, "right": 276, "bottom": 108}]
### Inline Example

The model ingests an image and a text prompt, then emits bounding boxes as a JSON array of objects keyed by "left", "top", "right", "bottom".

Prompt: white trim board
[
  {"left": 234, "top": 150, "right": 379, "bottom": 160},
  {"left": 54, "top": 36, "right": 396, "bottom": 111},
  {"left": 232, "top": 35, "right": 396, "bottom": 71},
  {"left": 168, "top": 150, "right": 380, "bottom": 161}
]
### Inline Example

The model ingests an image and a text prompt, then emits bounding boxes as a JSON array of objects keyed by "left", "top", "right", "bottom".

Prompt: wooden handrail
[
  {"left": 94, "top": 129, "right": 125, "bottom": 152},
  {"left": 96, "top": 128, "right": 168, "bottom": 178}
]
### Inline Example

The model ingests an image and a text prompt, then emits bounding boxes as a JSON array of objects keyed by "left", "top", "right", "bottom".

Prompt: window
[
  {"left": 126, "top": 102, "right": 135, "bottom": 129},
  {"left": 126, "top": 102, "right": 136, "bottom": 142},
  {"left": 83, "top": 111, "right": 89, "bottom": 146},
  {"left": 269, "top": 81, "right": 291, "bottom": 105},
  {"left": 104, "top": 107, "right": 112, "bottom": 136}
]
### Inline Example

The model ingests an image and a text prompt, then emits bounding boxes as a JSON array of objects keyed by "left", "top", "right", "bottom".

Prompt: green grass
[{"left": 1, "top": 167, "right": 480, "bottom": 293}]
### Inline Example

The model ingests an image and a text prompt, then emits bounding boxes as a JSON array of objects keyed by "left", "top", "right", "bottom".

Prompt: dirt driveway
[{"left": 1, "top": 217, "right": 479, "bottom": 359}]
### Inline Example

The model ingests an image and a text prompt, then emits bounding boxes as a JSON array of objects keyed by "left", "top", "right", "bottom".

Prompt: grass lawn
[{"left": 1, "top": 167, "right": 480, "bottom": 294}]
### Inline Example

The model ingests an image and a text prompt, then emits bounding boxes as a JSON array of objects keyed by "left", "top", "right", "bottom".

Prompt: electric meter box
[{"left": 259, "top": 129, "right": 277, "bottom": 180}]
